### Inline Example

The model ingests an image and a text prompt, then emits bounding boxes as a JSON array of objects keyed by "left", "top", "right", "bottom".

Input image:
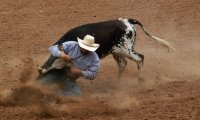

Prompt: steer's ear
[{"left": 37, "top": 66, "right": 43, "bottom": 75}]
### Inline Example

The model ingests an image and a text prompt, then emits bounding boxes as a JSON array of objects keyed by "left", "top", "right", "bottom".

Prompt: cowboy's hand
[
  {"left": 70, "top": 65, "right": 82, "bottom": 77},
  {"left": 60, "top": 52, "right": 71, "bottom": 61}
]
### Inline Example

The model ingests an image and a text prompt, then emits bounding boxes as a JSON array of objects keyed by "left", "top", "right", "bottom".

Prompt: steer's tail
[{"left": 128, "top": 19, "right": 176, "bottom": 51}]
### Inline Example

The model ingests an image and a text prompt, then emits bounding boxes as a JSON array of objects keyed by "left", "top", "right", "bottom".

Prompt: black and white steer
[{"left": 38, "top": 18, "right": 175, "bottom": 79}]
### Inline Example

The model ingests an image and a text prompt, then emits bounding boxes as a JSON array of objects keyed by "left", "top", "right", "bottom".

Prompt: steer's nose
[{"left": 37, "top": 67, "right": 47, "bottom": 74}]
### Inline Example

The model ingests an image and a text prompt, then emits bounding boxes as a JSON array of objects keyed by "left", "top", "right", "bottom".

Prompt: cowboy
[{"left": 40, "top": 35, "right": 100, "bottom": 96}]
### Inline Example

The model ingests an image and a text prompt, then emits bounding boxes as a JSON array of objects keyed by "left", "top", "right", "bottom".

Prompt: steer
[{"left": 38, "top": 18, "right": 175, "bottom": 79}]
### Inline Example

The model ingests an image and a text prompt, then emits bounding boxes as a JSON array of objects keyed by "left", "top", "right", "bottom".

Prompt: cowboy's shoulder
[
  {"left": 63, "top": 41, "right": 78, "bottom": 47},
  {"left": 64, "top": 41, "right": 78, "bottom": 45}
]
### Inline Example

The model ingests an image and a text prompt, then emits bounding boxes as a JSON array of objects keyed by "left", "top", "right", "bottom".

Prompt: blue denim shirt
[{"left": 49, "top": 41, "right": 100, "bottom": 80}]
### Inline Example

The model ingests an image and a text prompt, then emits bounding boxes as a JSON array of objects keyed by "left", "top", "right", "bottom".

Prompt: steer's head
[{"left": 38, "top": 43, "right": 66, "bottom": 75}]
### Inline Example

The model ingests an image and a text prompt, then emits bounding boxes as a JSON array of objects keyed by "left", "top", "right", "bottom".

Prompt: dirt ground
[{"left": 0, "top": 0, "right": 200, "bottom": 119}]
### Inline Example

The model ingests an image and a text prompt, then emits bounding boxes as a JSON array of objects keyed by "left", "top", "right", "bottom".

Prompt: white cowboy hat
[{"left": 77, "top": 35, "right": 100, "bottom": 51}]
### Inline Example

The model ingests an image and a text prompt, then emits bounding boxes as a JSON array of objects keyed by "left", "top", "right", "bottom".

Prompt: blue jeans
[{"left": 38, "top": 68, "right": 81, "bottom": 96}]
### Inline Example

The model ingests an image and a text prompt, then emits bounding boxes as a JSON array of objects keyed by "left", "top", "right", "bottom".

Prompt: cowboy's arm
[
  {"left": 70, "top": 53, "right": 100, "bottom": 80},
  {"left": 70, "top": 61, "right": 100, "bottom": 80},
  {"left": 49, "top": 45, "right": 61, "bottom": 57},
  {"left": 48, "top": 43, "right": 71, "bottom": 61},
  {"left": 82, "top": 56, "right": 100, "bottom": 80}
]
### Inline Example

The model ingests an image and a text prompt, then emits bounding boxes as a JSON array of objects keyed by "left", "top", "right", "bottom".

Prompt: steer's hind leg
[
  {"left": 112, "top": 53, "right": 127, "bottom": 79},
  {"left": 126, "top": 50, "right": 144, "bottom": 82}
]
